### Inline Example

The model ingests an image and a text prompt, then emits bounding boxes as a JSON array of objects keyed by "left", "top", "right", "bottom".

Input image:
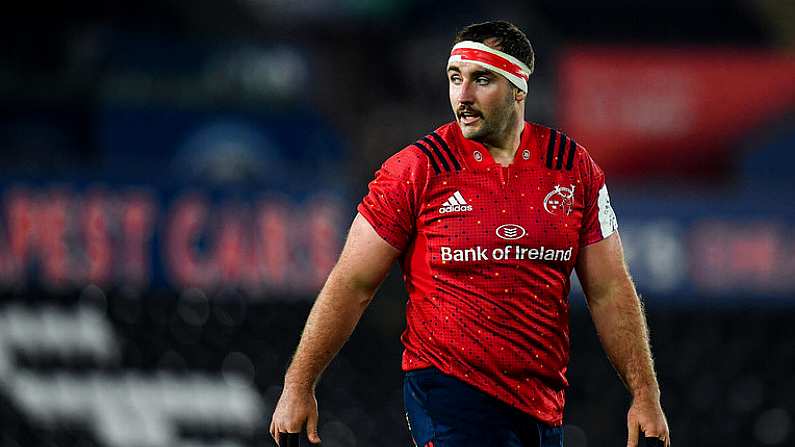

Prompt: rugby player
[{"left": 270, "top": 20, "right": 670, "bottom": 447}]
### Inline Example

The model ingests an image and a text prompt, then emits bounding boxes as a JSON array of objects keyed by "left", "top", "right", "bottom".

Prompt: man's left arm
[{"left": 576, "top": 232, "right": 671, "bottom": 447}]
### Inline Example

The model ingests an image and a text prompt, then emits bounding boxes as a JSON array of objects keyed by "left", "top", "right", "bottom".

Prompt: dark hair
[{"left": 453, "top": 21, "right": 534, "bottom": 74}]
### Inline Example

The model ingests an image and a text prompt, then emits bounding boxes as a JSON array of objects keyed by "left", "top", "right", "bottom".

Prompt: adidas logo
[{"left": 439, "top": 191, "right": 473, "bottom": 214}]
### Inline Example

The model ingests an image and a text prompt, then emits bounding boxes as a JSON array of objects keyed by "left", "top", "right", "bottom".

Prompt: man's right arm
[{"left": 269, "top": 213, "right": 401, "bottom": 445}]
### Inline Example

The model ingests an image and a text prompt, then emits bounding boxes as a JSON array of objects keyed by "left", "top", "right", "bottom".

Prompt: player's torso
[
  {"left": 419, "top": 168, "right": 582, "bottom": 291},
  {"left": 398, "top": 122, "right": 589, "bottom": 405},
  {"left": 412, "top": 125, "right": 586, "bottom": 297}
]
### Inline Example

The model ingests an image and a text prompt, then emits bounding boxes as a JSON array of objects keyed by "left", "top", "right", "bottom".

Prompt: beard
[{"left": 457, "top": 94, "right": 516, "bottom": 143}]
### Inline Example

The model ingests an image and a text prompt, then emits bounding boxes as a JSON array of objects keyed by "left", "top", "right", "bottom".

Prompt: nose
[{"left": 457, "top": 79, "right": 475, "bottom": 105}]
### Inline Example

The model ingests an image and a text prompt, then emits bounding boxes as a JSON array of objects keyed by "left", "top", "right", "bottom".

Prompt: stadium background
[{"left": 1, "top": 1, "right": 794, "bottom": 446}]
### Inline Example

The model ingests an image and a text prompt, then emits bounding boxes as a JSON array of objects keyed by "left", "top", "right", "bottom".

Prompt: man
[{"left": 270, "top": 21, "right": 670, "bottom": 447}]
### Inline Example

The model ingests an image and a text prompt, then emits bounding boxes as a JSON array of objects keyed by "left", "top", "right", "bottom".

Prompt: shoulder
[
  {"left": 430, "top": 122, "right": 460, "bottom": 147},
  {"left": 529, "top": 122, "right": 601, "bottom": 176},
  {"left": 381, "top": 145, "right": 427, "bottom": 173},
  {"left": 380, "top": 122, "right": 460, "bottom": 178}
]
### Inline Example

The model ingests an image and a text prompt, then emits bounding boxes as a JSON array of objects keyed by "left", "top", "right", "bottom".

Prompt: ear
[{"left": 514, "top": 88, "right": 526, "bottom": 102}]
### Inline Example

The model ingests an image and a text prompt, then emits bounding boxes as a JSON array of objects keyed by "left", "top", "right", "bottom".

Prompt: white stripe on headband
[{"left": 447, "top": 41, "right": 533, "bottom": 92}]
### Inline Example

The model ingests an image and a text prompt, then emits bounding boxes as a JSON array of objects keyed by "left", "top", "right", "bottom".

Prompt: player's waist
[{"left": 401, "top": 320, "right": 569, "bottom": 382}]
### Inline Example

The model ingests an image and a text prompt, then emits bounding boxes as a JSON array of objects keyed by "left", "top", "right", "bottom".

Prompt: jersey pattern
[{"left": 357, "top": 121, "right": 617, "bottom": 426}]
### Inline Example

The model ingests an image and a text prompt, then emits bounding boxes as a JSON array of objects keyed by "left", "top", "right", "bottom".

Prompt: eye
[
  {"left": 476, "top": 76, "right": 490, "bottom": 85},
  {"left": 449, "top": 74, "right": 462, "bottom": 84}
]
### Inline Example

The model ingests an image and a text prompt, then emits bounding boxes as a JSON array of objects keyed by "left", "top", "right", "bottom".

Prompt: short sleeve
[
  {"left": 357, "top": 148, "right": 427, "bottom": 252},
  {"left": 579, "top": 150, "right": 618, "bottom": 247}
]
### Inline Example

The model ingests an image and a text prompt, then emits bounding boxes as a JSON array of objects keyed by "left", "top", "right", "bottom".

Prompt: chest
[{"left": 418, "top": 166, "right": 585, "bottom": 264}]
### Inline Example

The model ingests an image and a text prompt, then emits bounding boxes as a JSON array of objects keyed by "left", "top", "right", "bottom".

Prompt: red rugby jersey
[{"left": 357, "top": 121, "right": 617, "bottom": 425}]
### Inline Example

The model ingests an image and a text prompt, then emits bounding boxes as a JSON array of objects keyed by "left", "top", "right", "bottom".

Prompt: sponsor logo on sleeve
[{"left": 597, "top": 184, "right": 618, "bottom": 237}]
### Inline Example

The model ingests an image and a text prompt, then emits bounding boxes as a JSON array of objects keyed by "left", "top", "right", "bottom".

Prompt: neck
[{"left": 482, "top": 111, "right": 524, "bottom": 167}]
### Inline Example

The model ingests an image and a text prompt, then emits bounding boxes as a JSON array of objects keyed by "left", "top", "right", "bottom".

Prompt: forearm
[
  {"left": 577, "top": 234, "right": 669, "bottom": 443},
  {"left": 284, "top": 268, "right": 377, "bottom": 391},
  {"left": 587, "top": 280, "right": 659, "bottom": 399}
]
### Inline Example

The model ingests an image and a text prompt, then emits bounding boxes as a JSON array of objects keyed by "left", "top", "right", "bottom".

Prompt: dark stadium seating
[{"left": 1, "top": 286, "right": 792, "bottom": 447}]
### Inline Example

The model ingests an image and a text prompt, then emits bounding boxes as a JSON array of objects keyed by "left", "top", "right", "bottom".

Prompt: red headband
[{"left": 448, "top": 41, "right": 532, "bottom": 92}]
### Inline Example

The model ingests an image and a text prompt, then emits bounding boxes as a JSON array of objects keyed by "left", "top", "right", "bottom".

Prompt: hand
[
  {"left": 269, "top": 385, "right": 322, "bottom": 445},
  {"left": 626, "top": 395, "right": 670, "bottom": 447}
]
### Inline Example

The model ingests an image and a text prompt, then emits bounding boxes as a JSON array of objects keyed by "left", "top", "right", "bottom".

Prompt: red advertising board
[
  {"left": 559, "top": 47, "right": 795, "bottom": 179},
  {"left": 0, "top": 185, "right": 343, "bottom": 296}
]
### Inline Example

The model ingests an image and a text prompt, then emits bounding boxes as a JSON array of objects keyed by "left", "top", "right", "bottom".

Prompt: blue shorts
[{"left": 404, "top": 368, "right": 564, "bottom": 447}]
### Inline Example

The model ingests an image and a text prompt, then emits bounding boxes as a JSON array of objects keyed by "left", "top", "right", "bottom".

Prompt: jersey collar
[{"left": 454, "top": 121, "right": 536, "bottom": 170}]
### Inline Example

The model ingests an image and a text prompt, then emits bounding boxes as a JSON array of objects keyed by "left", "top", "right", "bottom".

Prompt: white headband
[{"left": 448, "top": 40, "right": 533, "bottom": 92}]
